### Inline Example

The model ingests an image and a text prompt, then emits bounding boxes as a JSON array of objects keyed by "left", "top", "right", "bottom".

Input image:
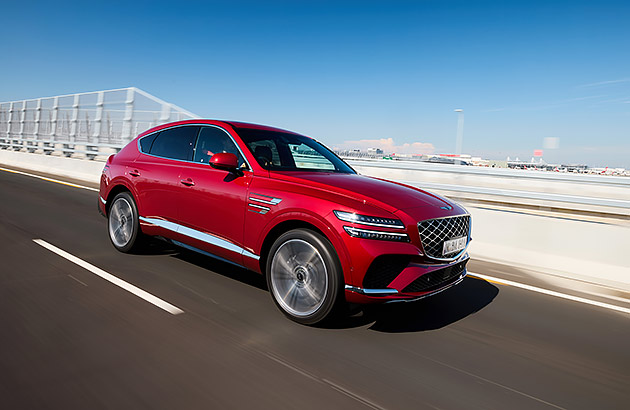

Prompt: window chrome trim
[
  {"left": 344, "top": 285, "right": 399, "bottom": 296},
  {"left": 138, "top": 216, "right": 260, "bottom": 260},
  {"left": 136, "top": 123, "right": 253, "bottom": 170}
]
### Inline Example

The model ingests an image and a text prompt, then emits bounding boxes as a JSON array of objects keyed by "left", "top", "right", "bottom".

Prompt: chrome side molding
[
  {"left": 344, "top": 285, "right": 399, "bottom": 296},
  {"left": 138, "top": 216, "right": 260, "bottom": 261}
]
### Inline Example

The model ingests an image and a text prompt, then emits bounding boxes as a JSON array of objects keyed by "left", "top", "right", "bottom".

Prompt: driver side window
[{"left": 193, "top": 126, "right": 246, "bottom": 167}]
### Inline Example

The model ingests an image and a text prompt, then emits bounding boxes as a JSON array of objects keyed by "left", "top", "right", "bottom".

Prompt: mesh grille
[
  {"left": 402, "top": 260, "right": 467, "bottom": 293},
  {"left": 362, "top": 255, "right": 411, "bottom": 289},
  {"left": 418, "top": 215, "right": 470, "bottom": 259}
]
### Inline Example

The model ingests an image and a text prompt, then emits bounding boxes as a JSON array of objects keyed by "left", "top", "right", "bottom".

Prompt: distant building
[{"left": 367, "top": 147, "right": 383, "bottom": 155}]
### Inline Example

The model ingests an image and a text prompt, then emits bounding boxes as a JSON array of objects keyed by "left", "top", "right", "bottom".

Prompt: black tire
[
  {"left": 266, "top": 229, "right": 343, "bottom": 325},
  {"left": 107, "top": 192, "right": 144, "bottom": 253}
]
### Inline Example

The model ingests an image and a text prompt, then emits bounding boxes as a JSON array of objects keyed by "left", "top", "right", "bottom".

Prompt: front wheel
[
  {"left": 107, "top": 192, "right": 144, "bottom": 253},
  {"left": 266, "top": 229, "right": 343, "bottom": 325}
]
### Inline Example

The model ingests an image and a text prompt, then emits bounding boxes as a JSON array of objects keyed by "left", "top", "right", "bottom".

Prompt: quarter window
[
  {"left": 149, "top": 126, "right": 200, "bottom": 161},
  {"left": 139, "top": 132, "right": 159, "bottom": 153}
]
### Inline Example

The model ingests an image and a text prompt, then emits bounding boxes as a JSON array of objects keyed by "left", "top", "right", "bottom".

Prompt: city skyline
[{"left": 1, "top": 0, "right": 629, "bottom": 168}]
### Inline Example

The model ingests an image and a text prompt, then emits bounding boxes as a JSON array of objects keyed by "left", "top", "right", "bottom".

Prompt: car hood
[{"left": 270, "top": 172, "right": 454, "bottom": 213}]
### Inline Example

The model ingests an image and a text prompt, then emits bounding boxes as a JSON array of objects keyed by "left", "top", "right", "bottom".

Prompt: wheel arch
[
  {"left": 105, "top": 184, "right": 133, "bottom": 215},
  {"left": 257, "top": 215, "right": 351, "bottom": 284}
]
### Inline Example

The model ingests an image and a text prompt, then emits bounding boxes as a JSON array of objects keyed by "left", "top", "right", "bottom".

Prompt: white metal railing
[
  {"left": 346, "top": 159, "right": 630, "bottom": 214},
  {"left": 0, "top": 87, "right": 197, "bottom": 159}
]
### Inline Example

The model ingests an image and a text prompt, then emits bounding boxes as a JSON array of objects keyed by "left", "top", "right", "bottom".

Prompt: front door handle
[
  {"left": 129, "top": 170, "right": 140, "bottom": 177},
  {"left": 180, "top": 178, "right": 195, "bottom": 187}
]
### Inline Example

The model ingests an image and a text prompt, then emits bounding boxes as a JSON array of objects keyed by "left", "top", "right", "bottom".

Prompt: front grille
[
  {"left": 362, "top": 255, "right": 411, "bottom": 289},
  {"left": 402, "top": 260, "right": 467, "bottom": 293},
  {"left": 418, "top": 215, "right": 470, "bottom": 259}
]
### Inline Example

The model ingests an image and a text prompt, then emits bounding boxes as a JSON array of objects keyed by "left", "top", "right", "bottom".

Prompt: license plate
[{"left": 443, "top": 236, "right": 467, "bottom": 255}]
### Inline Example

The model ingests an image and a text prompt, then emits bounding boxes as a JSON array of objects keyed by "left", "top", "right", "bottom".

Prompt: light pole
[{"left": 454, "top": 109, "right": 464, "bottom": 164}]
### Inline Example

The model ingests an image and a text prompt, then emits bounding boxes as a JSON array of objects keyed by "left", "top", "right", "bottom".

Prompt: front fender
[{"left": 251, "top": 208, "right": 354, "bottom": 284}]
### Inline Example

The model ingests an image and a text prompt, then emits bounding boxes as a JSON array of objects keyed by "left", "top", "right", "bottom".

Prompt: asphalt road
[{"left": 0, "top": 169, "right": 628, "bottom": 410}]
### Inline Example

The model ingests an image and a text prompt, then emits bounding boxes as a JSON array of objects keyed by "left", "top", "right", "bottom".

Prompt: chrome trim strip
[
  {"left": 343, "top": 226, "right": 409, "bottom": 238},
  {"left": 137, "top": 123, "right": 253, "bottom": 171},
  {"left": 138, "top": 216, "right": 260, "bottom": 261},
  {"left": 99, "top": 196, "right": 107, "bottom": 205},
  {"left": 344, "top": 285, "right": 399, "bottom": 295},
  {"left": 248, "top": 203, "right": 270, "bottom": 214},
  {"left": 242, "top": 249, "right": 260, "bottom": 260},
  {"left": 249, "top": 196, "right": 282, "bottom": 205}
]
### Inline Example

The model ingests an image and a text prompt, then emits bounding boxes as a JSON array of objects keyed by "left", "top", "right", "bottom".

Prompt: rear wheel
[
  {"left": 266, "top": 229, "right": 343, "bottom": 325},
  {"left": 108, "top": 192, "right": 144, "bottom": 253}
]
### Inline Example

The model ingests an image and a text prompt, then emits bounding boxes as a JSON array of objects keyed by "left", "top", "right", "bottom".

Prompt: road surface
[{"left": 0, "top": 168, "right": 628, "bottom": 409}]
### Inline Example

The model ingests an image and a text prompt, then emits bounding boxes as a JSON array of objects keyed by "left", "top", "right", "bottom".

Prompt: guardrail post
[
  {"left": 19, "top": 101, "right": 26, "bottom": 147},
  {"left": 160, "top": 102, "right": 171, "bottom": 122},
  {"left": 122, "top": 88, "right": 135, "bottom": 143},
  {"left": 6, "top": 102, "right": 13, "bottom": 143},
  {"left": 70, "top": 94, "right": 79, "bottom": 141},
  {"left": 34, "top": 98, "right": 42, "bottom": 136},
  {"left": 51, "top": 97, "right": 58, "bottom": 140},
  {"left": 93, "top": 91, "right": 104, "bottom": 143}
]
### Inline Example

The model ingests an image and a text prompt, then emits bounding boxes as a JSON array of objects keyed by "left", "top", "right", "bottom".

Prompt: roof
[{"left": 137, "top": 119, "right": 303, "bottom": 139}]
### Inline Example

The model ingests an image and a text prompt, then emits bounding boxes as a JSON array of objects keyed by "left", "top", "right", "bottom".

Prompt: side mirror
[{"left": 209, "top": 152, "right": 239, "bottom": 171}]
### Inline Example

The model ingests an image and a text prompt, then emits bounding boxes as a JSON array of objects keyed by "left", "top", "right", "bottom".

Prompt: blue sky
[{"left": 2, "top": 0, "right": 629, "bottom": 167}]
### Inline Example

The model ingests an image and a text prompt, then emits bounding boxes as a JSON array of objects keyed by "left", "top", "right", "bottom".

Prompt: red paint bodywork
[{"left": 99, "top": 120, "right": 470, "bottom": 304}]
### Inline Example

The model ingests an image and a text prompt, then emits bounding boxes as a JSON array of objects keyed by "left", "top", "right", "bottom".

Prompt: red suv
[{"left": 99, "top": 120, "right": 471, "bottom": 324}]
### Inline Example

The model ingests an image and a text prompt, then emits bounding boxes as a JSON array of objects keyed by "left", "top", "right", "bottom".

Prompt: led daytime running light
[
  {"left": 334, "top": 211, "right": 404, "bottom": 229},
  {"left": 343, "top": 226, "right": 409, "bottom": 242}
]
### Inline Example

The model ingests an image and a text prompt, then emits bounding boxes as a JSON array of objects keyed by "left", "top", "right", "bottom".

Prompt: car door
[
  {"left": 177, "top": 125, "right": 252, "bottom": 264},
  {"left": 131, "top": 125, "right": 200, "bottom": 225}
]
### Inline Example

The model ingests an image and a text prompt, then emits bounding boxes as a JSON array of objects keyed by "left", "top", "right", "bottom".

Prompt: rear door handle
[
  {"left": 129, "top": 170, "right": 140, "bottom": 177},
  {"left": 180, "top": 178, "right": 195, "bottom": 187}
]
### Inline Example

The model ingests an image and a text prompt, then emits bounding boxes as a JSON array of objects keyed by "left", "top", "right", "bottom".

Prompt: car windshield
[{"left": 234, "top": 127, "right": 356, "bottom": 173}]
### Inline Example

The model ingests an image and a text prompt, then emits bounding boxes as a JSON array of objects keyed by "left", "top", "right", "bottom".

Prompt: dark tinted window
[
  {"left": 139, "top": 132, "right": 158, "bottom": 153},
  {"left": 193, "top": 126, "right": 246, "bottom": 167},
  {"left": 236, "top": 128, "right": 355, "bottom": 173},
  {"left": 149, "top": 126, "right": 200, "bottom": 161}
]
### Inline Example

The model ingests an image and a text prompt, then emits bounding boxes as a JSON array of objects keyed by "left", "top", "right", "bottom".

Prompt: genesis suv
[{"left": 99, "top": 120, "right": 471, "bottom": 324}]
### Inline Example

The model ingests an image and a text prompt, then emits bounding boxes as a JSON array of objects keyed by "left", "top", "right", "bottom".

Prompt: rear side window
[
  {"left": 149, "top": 126, "right": 200, "bottom": 161},
  {"left": 139, "top": 132, "right": 159, "bottom": 153}
]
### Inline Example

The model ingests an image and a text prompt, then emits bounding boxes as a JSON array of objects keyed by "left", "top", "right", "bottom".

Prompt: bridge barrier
[
  {"left": 346, "top": 159, "right": 630, "bottom": 218},
  {"left": 0, "top": 87, "right": 196, "bottom": 160}
]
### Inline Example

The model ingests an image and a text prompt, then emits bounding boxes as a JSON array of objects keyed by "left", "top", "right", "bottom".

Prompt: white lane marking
[
  {"left": 468, "top": 272, "right": 630, "bottom": 315},
  {"left": 0, "top": 166, "right": 99, "bottom": 192},
  {"left": 33, "top": 239, "right": 184, "bottom": 315}
]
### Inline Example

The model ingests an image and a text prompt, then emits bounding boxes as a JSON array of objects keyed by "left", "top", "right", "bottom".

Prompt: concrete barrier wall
[{"left": 0, "top": 150, "right": 103, "bottom": 184}]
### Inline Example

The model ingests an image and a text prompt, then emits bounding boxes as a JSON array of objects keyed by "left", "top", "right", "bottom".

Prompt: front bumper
[{"left": 344, "top": 253, "right": 469, "bottom": 304}]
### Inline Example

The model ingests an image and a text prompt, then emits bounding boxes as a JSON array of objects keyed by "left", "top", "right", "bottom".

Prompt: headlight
[
  {"left": 343, "top": 226, "right": 409, "bottom": 242},
  {"left": 334, "top": 210, "right": 405, "bottom": 229}
]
